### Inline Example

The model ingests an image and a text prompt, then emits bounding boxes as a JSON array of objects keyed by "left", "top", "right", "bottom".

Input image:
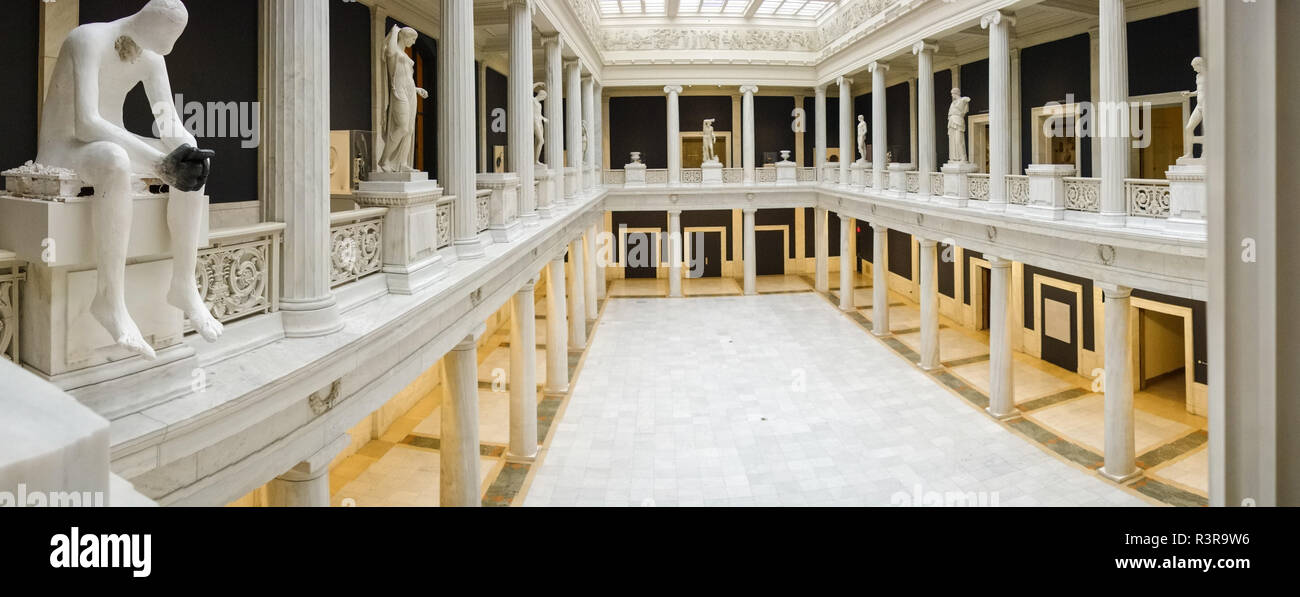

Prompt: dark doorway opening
[
  {"left": 755, "top": 229, "right": 786, "bottom": 276},
  {"left": 1040, "top": 285, "right": 1079, "bottom": 373}
]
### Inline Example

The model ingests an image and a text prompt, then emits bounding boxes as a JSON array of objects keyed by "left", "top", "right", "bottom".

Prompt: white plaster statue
[
  {"left": 701, "top": 118, "right": 717, "bottom": 163},
  {"left": 376, "top": 25, "right": 428, "bottom": 173},
  {"left": 1181, "top": 56, "right": 1205, "bottom": 161},
  {"left": 581, "top": 121, "right": 589, "bottom": 157},
  {"left": 533, "top": 82, "right": 548, "bottom": 165},
  {"left": 947, "top": 88, "right": 972, "bottom": 164},
  {"left": 35, "top": 0, "right": 222, "bottom": 359},
  {"left": 856, "top": 115, "right": 868, "bottom": 163}
]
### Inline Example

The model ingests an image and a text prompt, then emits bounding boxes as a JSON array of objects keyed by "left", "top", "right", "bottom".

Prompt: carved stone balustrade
[
  {"left": 1023, "top": 164, "right": 1075, "bottom": 220},
  {"left": 476, "top": 173, "right": 522, "bottom": 242}
]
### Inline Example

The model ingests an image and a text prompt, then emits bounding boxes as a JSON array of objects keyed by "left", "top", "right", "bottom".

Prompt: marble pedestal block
[
  {"left": 475, "top": 173, "right": 522, "bottom": 243},
  {"left": 624, "top": 163, "right": 647, "bottom": 186},
  {"left": 353, "top": 174, "right": 446, "bottom": 294},
  {"left": 1166, "top": 160, "right": 1207, "bottom": 236},
  {"left": 851, "top": 162, "right": 869, "bottom": 187},
  {"left": 888, "top": 163, "right": 911, "bottom": 197},
  {"left": 0, "top": 181, "right": 211, "bottom": 418},
  {"left": 701, "top": 161, "right": 723, "bottom": 186},
  {"left": 1024, "top": 163, "right": 1075, "bottom": 220},
  {"left": 564, "top": 166, "right": 579, "bottom": 201},
  {"left": 940, "top": 161, "right": 979, "bottom": 207},
  {"left": 776, "top": 161, "right": 796, "bottom": 185},
  {"left": 535, "top": 167, "right": 555, "bottom": 217}
]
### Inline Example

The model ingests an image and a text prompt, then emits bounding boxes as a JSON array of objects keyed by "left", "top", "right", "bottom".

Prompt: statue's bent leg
[
  {"left": 79, "top": 142, "right": 157, "bottom": 360},
  {"left": 165, "top": 188, "right": 223, "bottom": 342}
]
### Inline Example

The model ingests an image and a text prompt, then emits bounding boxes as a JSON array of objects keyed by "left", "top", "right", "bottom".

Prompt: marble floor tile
[
  {"left": 331, "top": 444, "right": 498, "bottom": 507},
  {"left": 607, "top": 278, "right": 669, "bottom": 297},
  {"left": 1147, "top": 445, "right": 1208, "bottom": 495},
  {"left": 755, "top": 275, "right": 812, "bottom": 293},
  {"left": 1026, "top": 393, "right": 1196, "bottom": 456},
  {"left": 683, "top": 276, "right": 743, "bottom": 296}
]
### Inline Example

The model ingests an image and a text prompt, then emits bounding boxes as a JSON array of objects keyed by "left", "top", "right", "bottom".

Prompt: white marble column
[
  {"left": 440, "top": 0, "right": 483, "bottom": 257},
  {"left": 595, "top": 218, "right": 607, "bottom": 299},
  {"left": 986, "top": 255, "right": 1015, "bottom": 419},
  {"left": 1099, "top": 282, "right": 1138, "bottom": 481},
  {"left": 871, "top": 223, "right": 889, "bottom": 335},
  {"left": 869, "top": 61, "right": 889, "bottom": 189},
  {"left": 814, "top": 207, "right": 829, "bottom": 292},
  {"left": 544, "top": 257, "right": 569, "bottom": 395},
  {"left": 567, "top": 239, "right": 586, "bottom": 349},
  {"left": 742, "top": 208, "right": 756, "bottom": 295},
  {"left": 740, "top": 85, "right": 759, "bottom": 183},
  {"left": 838, "top": 76, "right": 853, "bottom": 186},
  {"left": 669, "top": 209, "right": 683, "bottom": 297},
  {"left": 918, "top": 239, "right": 940, "bottom": 369},
  {"left": 565, "top": 59, "right": 582, "bottom": 200},
  {"left": 442, "top": 324, "right": 486, "bottom": 507},
  {"left": 543, "top": 35, "right": 564, "bottom": 210},
  {"left": 1088, "top": 27, "right": 1100, "bottom": 178},
  {"left": 913, "top": 42, "right": 937, "bottom": 196},
  {"left": 1097, "top": 0, "right": 1129, "bottom": 225},
  {"left": 814, "top": 85, "right": 827, "bottom": 170},
  {"left": 583, "top": 223, "right": 598, "bottom": 320},
  {"left": 582, "top": 75, "right": 595, "bottom": 190},
  {"left": 506, "top": 0, "right": 536, "bottom": 225},
  {"left": 839, "top": 216, "right": 853, "bottom": 311},
  {"left": 266, "top": 435, "right": 349, "bottom": 507},
  {"left": 1010, "top": 46, "right": 1022, "bottom": 175},
  {"left": 981, "top": 10, "right": 1014, "bottom": 208},
  {"left": 508, "top": 279, "right": 538, "bottom": 462},
  {"left": 261, "top": 0, "right": 342, "bottom": 338},
  {"left": 665, "top": 85, "right": 683, "bottom": 185},
  {"left": 594, "top": 82, "right": 604, "bottom": 178}
]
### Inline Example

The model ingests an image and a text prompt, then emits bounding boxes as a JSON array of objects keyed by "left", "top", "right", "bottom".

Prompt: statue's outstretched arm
[{"left": 70, "top": 43, "right": 167, "bottom": 167}]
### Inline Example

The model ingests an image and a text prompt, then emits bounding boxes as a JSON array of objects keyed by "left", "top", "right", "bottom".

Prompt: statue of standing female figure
[
  {"left": 701, "top": 118, "right": 718, "bottom": 163},
  {"left": 377, "top": 25, "right": 428, "bottom": 173},
  {"left": 856, "top": 115, "right": 868, "bottom": 163},
  {"left": 1181, "top": 56, "right": 1206, "bottom": 161},
  {"left": 947, "top": 88, "right": 972, "bottom": 164},
  {"left": 533, "top": 82, "right": 548, "bottom": 164}
]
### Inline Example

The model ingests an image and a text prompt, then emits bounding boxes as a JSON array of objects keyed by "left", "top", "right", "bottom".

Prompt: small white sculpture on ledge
[
  {"left": 701, "top": 118, "right": 719, "bottom": 164},
  {"left": 1181, "top": 56, "right": 1205, "bottom": 163},
  {"left": 376, "top": 25, "right": 428, "bottom": 173},
  {"left": 779, "top": 150, "right": 792, "bottom": 163},
  {"left": 629, "top": 151, "right": 642, "bottom": 164},
  {"left": 533, "top": 82, "right": 548, "bottom": 165},
  {"left": 856, "top": 115, "right": 868, "bottom": 164},
  {"left": 947, "top": 88, "right": 972, "bottom": 164},
  {"left": 581, "top": 121, "right": 589, "bottom": 157},
  {"left": 34, "top": 0, "right": 221, "bottom": 359}
]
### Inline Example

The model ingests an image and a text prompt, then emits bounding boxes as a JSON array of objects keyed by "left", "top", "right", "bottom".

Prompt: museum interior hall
[{"left": 0, "top": 0, "right": 1295, "bottom": 508}]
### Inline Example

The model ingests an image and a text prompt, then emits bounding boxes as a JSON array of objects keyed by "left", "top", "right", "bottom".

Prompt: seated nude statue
[{"left": 36, "top": 0, "right": 222, "bottom": 360}]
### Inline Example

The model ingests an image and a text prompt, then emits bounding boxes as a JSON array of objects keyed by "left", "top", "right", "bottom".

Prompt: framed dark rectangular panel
[
  {"left": 1023, "top": 265, "right": 1095, "bottom": 351},
  {"left": 609, "top": 96, "right": 668, "bottom": 168},
  {"left": 937, "top": 242, "right": 955, "bottom": 298},
  {"left": 681, "top": 209, "right": 734, "bottom": 260},
  {"left": 1040, "top": 284, "right": 1079, "bottom": 373},
  {"left": 0, "top": 0, "right": 38, "bottom": 190},
  {"left": 887, "top": 229, "right": 912, "bottom": 280},
  {"left": 756, "top": 208, "right": 796, "bottom": 255},
  {"left": 755, "top": 229, "right": 786, "bottom": 276}
]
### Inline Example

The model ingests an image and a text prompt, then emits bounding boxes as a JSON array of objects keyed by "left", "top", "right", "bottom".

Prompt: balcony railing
[
  {"left": 435, "top": 196, "right": 454, "bottom": 249},
  {"left": 0, "top": 250, "right": 23, "bottom": 362},
  {"left": 1125, "top": 178, "right": 1172, "bottom": 218},
  {"left": 191, "top": 222, "right": 284, "bottom": 332},
  {"left": 1064, "top": 177, "right": 1101, "bottom": 212},
  {"left": 723, "top": 168, "right": 744, "bottom": 184},
  {"left": 796, "top": 167, "right": 819, "bottom": 183},
  {"left": 475, "top": 188, "right": 491, "bottom": 234},
  {"left": 682, "top": 168, "right": 703, "bottom": 184},
  {"left": 329, "top": 207, "right": 387, "bottom": 288},
  {"left": 646, "top": 169, "right": 668, "bottom": 185},
  {"left": 603, "top": 169, "right": 625, "bottom": 185},
  {"left": 756, "top": 168, "right": 777, "bottom": 183},
  {"left": 905, "top": 171, "right": 920, "bottom": 194},
  {"left": 1006, "top": 174, "right": 1030, "bottom": 205},
  {"left": 967, "top": 174, "right": 990, "bottom": 201}
]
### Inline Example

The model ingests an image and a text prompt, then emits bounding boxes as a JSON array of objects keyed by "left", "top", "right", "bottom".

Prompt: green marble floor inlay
[
  {"left": 932, "top": 371, "right": 989, "bottom": 408},
  {"left": 1137, "top": 430, "right": 1208, "bottom": 469},
  {"left": 1132, "top": 478, "right": 1208, "bottom": 507},
  {"left": 1017, "top": 387, "right": 1090, "bottom": 413},
  {"left": 1007, "top": 419, "right": 1104, "bottom": 469},
  {"left": 400, "top": 435, "right": 506, "bottom": 458},
  {"left": 942, "top": 354, "right": 990, "bottom": 368},
  {"left": 482, "top": 463, "right": 530, "bottom": 507}
]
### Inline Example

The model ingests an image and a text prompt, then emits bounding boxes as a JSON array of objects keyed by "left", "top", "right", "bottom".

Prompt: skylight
[
  {"left": 599, "top": 0, "right": 667, "bottom": 16},
  {"left": 753, "top": 0, "right": 836, "bottom": 18},
  {"left": 677, "top": 0, "right": 749, "bottom": 15}
]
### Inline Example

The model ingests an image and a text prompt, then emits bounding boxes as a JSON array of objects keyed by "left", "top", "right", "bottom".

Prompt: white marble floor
[{"left": 523, "top": 293, "right": 1150, "bottom": 507}]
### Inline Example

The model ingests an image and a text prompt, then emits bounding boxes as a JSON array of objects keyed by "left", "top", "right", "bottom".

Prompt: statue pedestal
[
  {"left": 475, "top": 173, "right": 522, "bottom": 243},
  {"left": 1024, "top": 164, "right": 1075, "bottom": 220},
  {"left": 775, "top": 161, "right": 796, "bottom": 185},
  {"left": 535, "top": 167, "right": 556, "bottom": 217},
  {"left": 939, "top": 161, "right": 979, "bottom": 207},
  {"left": 701, "top": 161, "right": 723, "bottom": 186},
  {"left": 563, "top": 166, "right": 579, "bottom": 201},
  {"left": 0, "top": 170, "right": 211, "bottom": 419},
  {"left": 888, "top": 163, "right": 911, "bottom": 197},
  {"left": 354, "top": 173, "right": 447, "bottom": 294},
  {"left": 1165, "top": 160, "right": 1206, "bottom": 236},
  {"left": 624, "top": 163, "right": 647, "bottom": 186},
  {"left": 851, "top": 162, "right": 869, "bottom": 187}
]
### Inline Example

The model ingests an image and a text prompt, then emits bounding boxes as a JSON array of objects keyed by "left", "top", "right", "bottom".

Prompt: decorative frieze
[
  {"left": 329, "top": 212, "right": 384, "bottom": 288},
  {"left": 1006, "top": 175, "right": 1030, "bottom": 205},
  {"left": 968, "top": 174, "right": 991, "bottom": 201},
  {"left": 193, "top": 231, "right": 279, "bottom": 329},
  {"left": 602, "top": 27, "right": 818, "bottom": 52},
  {"left": 1125, "top": 179, "right": 1172, "bottom": 217},
  {"left": 1064, "top": 177, "right": 1102, "bottom": 212}
]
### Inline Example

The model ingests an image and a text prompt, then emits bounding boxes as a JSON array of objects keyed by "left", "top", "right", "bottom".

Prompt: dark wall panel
[
  {"left": 754, "top": 96, "right": 795, "bottom": 164},
  {"left": 609, "top": 96, "right": 667, "bottom": 168},
  {"left": 1020, "top": 33, "right": 1091, "bottom": 175},
  {"left": 962, "top": 249, "right": 983, "bottom": 305},
  {"left": 484, "top": 67, "right": 508, "bottom": 165},
  {"left": 857, "top": 222, "right": 873, "bottom": 265},
  {"left": 755, "top": 208, "right": 796, "bottom": 256},
  {"left": 933, "top": 68, "right": 953, "bottom": 164},
  {"left": 1023, "top": 265, "right": 1096, "bottom": 352},
  {"left": 802, "top": 97, "right": 815, "bottom": 166},
  {"left": 682, "top": 210, "right": 735, "bottom": 260},
  {"left": 0, "top": 0, "right": 38, "bottom": 190},
  {"left": 680, "top": 96, "right": 731, "bottom": 132},
  {"left": 1132, "top": 290, "right": 1208, "bottom": 384},
  {"left": 826, "top": 96, "right": 841, "bottom": 160},
  {"left": 81, "top": 0, "right": 259, "bottom": 203},
  {"left": 885, "top": 82, "right": 910, "bottom": 163},
  {"left": 887, "top": 229, "right": 912, "bottom": 280},
  {"left": 960, "top": 58, "right": 990, "bottom": 115},
  {"left": 331, "top": 1, "right": 372, "bottom": 132},
  {"left": 937, "top": 242, "right": 955, "bottom": 298},
  {"left": 1128, "top": 9, "right": 1200, "bottom": 96}
]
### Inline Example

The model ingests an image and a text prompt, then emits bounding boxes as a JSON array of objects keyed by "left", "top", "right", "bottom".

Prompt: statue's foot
[
  {"left": 90, "top": 294, "right": 158, "bottom": 360},
  {"left": 167, "top": 287, "right": 224, "bottom": 342}
]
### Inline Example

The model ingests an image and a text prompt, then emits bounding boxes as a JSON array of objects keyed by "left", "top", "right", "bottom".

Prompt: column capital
[
  {"left": 668, "top": 208, "right": 683, "bottom": 216},
  {"left": 742, "top": 207, "right": 757, "bottom": 214},
  {"left": 563, "top": 57, "right": 581, "bottom": 69},
  {"left": 664, "top": 85, "right": 683, "bottom": 95},
  {"left": 455, "top": 323, "right": 488, "bottom": 350},
  {"left": 739, "top": 84, "right": 759, "bottom": 95},
  {"left": 540, "top": 33, "right": 561, "bottom": 47},
  {"left": 836, "top": 75, "right": 853, "bottom": 88},
  {"left": 814, "top": 83, "right": 828, "bottom": 94},
  {"left": 1097, "top": 282, "right": 1133, "bottom": 298},
  {"left": 911, "top": 41, "right": 939, "bottom": 56},
  {"left": 918, "top": 238, "right": 938, "bottom": 248},
  {"left": 519, "top": 277, "right": 537, "bottom": 292},
  {"left": 276, "top": 434, "right": 351, "bottom": 482},
  {"left": 870, "top": 221, "right": 887, "bottom": 233},
  {"left": 986, "top": 255, "right": 1013, "bottom": 268},
  {"left": 867, "top": 60, "right": 890, "bottom": 73},
  {"left": 980, "top": 9, "right": 1017, "bottom": 29},
  {"left": 503, "top": 0, "right": 531, "bottom": 9}
]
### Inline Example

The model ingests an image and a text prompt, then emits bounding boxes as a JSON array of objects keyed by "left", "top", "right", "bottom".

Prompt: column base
[
  {"left": 985, "top": 406, "right": 1018, "bottom": 420},
  {"left": 280, "top": 296, "right": 343, "bottom": 338},
  {"left": 505, "top": 450, "right": 538, "bottom": 464},
  {"left": 455, "top": 235, "right": 488, "bottom": 259},
  {"left": 1098, "top": 467, "right": 1142, "bottom": 483},
  {"left": 1097, "top": 211, "right": 1127, "bottom": 227},
  {"left": 543, "top": 386, "right": 568, "bottom": 397},
  {"left": 383, "top": 254, "right": 446, "bottom": 295},
  {"left": 489, "top": 220, "right": 523, "bottom": 243},
  {"left": 520, "top": 212, "right": 541, "bottom": 227}
]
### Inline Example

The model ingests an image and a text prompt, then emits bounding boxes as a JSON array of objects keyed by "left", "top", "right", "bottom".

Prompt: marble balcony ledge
[{"left": 109, "top": 189, "right": 607, "bottom": 505}]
